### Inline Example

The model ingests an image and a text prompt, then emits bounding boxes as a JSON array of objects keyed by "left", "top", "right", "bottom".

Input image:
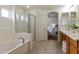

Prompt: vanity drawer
[
  {"left": 70, "top": 38, "right": 77, "bottom": 48},
  {"left": 70, "top": 43, "right": 77, "bottom": 54}
]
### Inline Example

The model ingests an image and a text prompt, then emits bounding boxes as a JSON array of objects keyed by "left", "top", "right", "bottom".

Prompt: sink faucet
[{"left": 18, "top": 37, "right": 25, "bottom": 43}]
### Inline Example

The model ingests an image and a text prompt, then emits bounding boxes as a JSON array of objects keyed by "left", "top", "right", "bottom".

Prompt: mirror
[
  {"left": 61, "top": 12, "right": 69, "bottom": 27},
  {"left": 70, "top": 12, "right": 76, "bottom": 24},
  {"left": 69, "top": 12, "right": 78, "bottom": 32}
]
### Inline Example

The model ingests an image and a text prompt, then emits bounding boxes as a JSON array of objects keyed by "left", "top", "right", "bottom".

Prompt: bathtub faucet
[{"left": 18, "top": 37, "right": 25, "bottom": 43}]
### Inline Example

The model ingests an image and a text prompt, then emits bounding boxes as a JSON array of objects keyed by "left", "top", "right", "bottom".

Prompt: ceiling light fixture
[{"left": 26, "top": 6, "right": 30, "bottom": 8}]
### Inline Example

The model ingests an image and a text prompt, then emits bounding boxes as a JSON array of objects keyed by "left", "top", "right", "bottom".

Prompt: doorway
[{"left": 47, "top": 12, "right": 58, "bottom": 40}]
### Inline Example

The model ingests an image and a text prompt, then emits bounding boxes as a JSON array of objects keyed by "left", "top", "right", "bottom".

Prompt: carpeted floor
[{"left": 31, "top": 40, "right": 63, "bottom": 54}]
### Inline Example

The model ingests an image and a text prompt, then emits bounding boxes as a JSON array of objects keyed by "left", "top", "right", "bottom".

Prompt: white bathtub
[{"left": 0, "top": 33, "right": 32, "bottom": 54}]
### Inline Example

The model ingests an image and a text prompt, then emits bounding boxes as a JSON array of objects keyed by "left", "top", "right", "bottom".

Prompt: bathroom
[{"left": 0, "top": 5, "right": 79, "bottom": 54}]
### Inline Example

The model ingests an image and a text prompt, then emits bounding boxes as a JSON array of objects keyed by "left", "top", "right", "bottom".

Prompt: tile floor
[{"left": 31, "top": 40, "right": 63, "bottom": 54}]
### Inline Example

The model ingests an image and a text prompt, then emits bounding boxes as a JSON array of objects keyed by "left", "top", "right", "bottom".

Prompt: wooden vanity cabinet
[
  {"left": 59, "top": 31, "right": 66, "bottom": 43},
  {"left": 69, "top": 38, "right": 79, "bottom": 54},
  {"left": 70, "top": 42, "right": 77, "bottom": 54},
  {"left": 70, "top": 38, "right": 77, "bottom": 54},
  {"left": 65, "top": 35, "right": 70, "bottom": 53},
  {"left": 59, "top": 31, "right": 70, "bottom": 54},
  {"left": 59, "top": 31, "right": 63, "bottom": 44},
  {"left": 59, "top": 31, "right": 79, "bottom": 54}
]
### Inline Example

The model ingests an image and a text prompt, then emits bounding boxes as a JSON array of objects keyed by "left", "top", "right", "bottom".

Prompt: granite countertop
[{"left": 60, "top": 29, "right": 79, "bottom": 40}]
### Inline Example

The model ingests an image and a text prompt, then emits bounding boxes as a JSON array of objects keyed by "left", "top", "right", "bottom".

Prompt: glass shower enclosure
[{"left": 15, "top": 12, "right": 36, "bottom": 41}]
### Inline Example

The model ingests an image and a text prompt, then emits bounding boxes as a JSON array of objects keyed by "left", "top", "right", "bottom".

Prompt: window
[
  {"left": 1, "top": 8, "right": 9, "bottom": 18},
  {"left": 21, "top": 15, "right": 24, "bottom": 21}
]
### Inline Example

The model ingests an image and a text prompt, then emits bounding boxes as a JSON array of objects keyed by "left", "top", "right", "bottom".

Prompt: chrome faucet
[{"left": 18, "top": 37, "right": 25, "bottom": 43}]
